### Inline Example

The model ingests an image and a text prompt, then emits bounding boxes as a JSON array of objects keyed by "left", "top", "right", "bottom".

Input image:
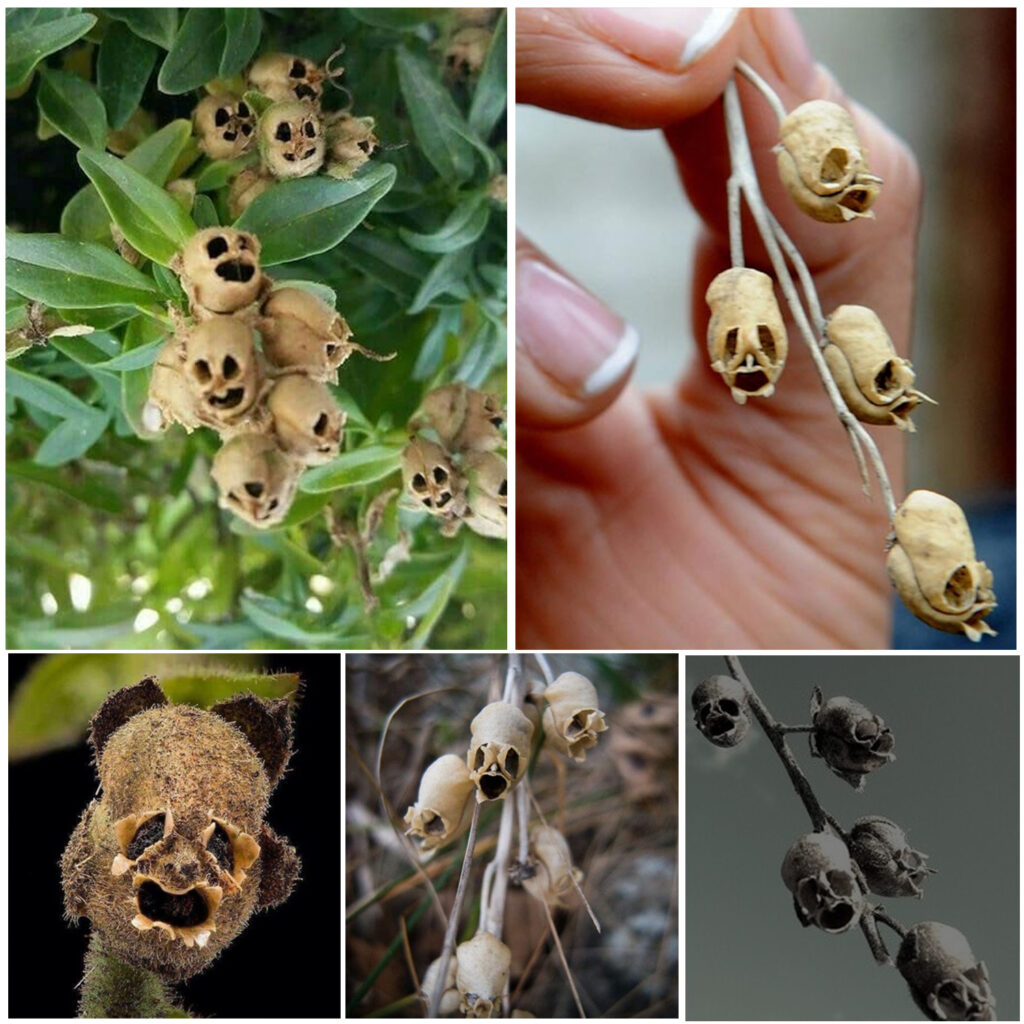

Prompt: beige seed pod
[
  {"left": 182, "top": 315, "right": 265, "bottom": 426},
  {"left": 210, "top": 434, "right": 301, "bottom": 528},
  {"left": 541, "top": 672, "right": 608, "bottom": 763},
  {"left": 467, "top": 701, "right": 533, "bottom": 802},
  {"left": 267, "top": 376, "right": 345, "bottom": 465},
  {"left": 455, "top": 932, "right": 511, "bottom": 1018},
  {"left": 402, "top": 437, "right": 465, "bottom": 519},
  {"left": 421, "top": 955, "right": 460, "bottom": 1015},
  {"left": 776, "top": 100, "right": 882, "bottom": 223},
  {"left": 414, "top": 383, "right": 505, "bottom": 453},
  {"left": 823, "top": 305, "right": 934, "bottom": 432},
  {"left": 886, "top": 490, "right": 997, "bottom": 642},
  {"left": 403, "top": 754, "right": 475, "bottom": 852},
  {"left": 174, "top": 227, "right": 264, "bottom": 315},
  {"left": 705, "top": 268, "right": 788, "bottom": 404},
  {"left": 227, "top": 167, "right": 273, "bottom": 220},
  {"left": 258, "top": 100, "right": 324, "bottom": 180},
  {"left": 324, "top": 112, "right": 378, "bottom": 180},
  {"left": 446, "top": 26, "right": 492, "bottom": 78},
  {"left": 145, "top": 341, "right": 202, "bottom": 433},
  {"left": 193, "top": 94, "right": 255, "bottom": 160},
  {"left": 247, "top": 53, "right": 325, "bottom": 105},
  {"left": 522, "top": 824, "right": 583, "bottom": 909},
  {"left": 463, "top": 450, "right": 507, "bottom": 540}
]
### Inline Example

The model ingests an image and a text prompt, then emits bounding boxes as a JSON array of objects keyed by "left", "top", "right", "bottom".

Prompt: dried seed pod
[
  {"left": 823, "top": 305, "right": 932, "bottom": 431},
  {"left": 467, "top": 701, "right": 533, "bottom": 802},
  {"left": 193, "top": 94, "right": 255, "bottom": 160},
  {"left": 897, "top": 922, "right": 995, "bottom": 1021},
  {"left": 690, "top": 674, "right": 750, "bottom": 748},
  {"left": 145, "top": 340, "right": 202, "bottom": 433},
  {"left": 421, "top": 955, "right": 460, "bottom": 1015},
  {"left": 247, "top": 53, "right": 325, "bottom": 105},
  {"left": 210, "top": 434, "right": 300, "bottom": 528},
  {"left": 522, "top": 824, "right": 583, "bottom": 908},
  {"left": 456, "top": 8, "right": 497, "bottom": 27},
  {"left": 267, "top": 376, "right": 344, "bottom": 465},
  {"left": 776, "top": 99, "right": 882, "bottom": 222},
  {"left": 541, "top": 672, "right": 607, "bottom": 763},
  {"left": 849, "top": 816, "right": 933, "bottom": 898},
  {"left": 780, "top": 831, "right": 865, "bottom": 934},
  {"left": 414, "top": 383, "right": 506, "bottom": 453},
  {"left": 446, "top": 26, "right": 492, "bottom": 78},
  {"left": 705, "top": 267, "right": 788, "bottom": 403},
  {"left": 463, "top": 450, "right": 507, "bottom": 539},
  {"left": 182, "top": 315, "right": 265, "bottom": 426},
  {"left": 403, "top": 754, "right": 475, "bottom": 852},
  {"left": 324, "top": 112, "right": 378, "bottom": 180},
  {"left": 455, "top": 932, "right": 512, "bottom": 1018},
  {"left": 227, "top": 167, "right": 273, "bottom": 219},
  {"left": 175, "top": 227, "right": 264, "bottom": 314},
  {"left": 887, "top": 490, "right": 997, "bottom": 642},
  {"left": 258, "top": 100, "right": 324, "bottom": 179},
  {"left": 809, "top": 689, "right": 895, "bottom": 789},
  {"left": 402, "top": 437, "right": 465, "bottom": 519}
]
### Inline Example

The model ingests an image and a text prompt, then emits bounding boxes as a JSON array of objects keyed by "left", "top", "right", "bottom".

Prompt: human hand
[{"left": 516, "top": 8, "right": 921, "bottom": 649}]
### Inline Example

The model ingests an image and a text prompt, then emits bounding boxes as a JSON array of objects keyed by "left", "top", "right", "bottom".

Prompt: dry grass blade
[{"left": 543, "top": 900, "right": 587, "bottom": 1018}]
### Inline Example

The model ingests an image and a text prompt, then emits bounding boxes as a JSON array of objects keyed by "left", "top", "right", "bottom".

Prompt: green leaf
[
  {"left": 35, "top": 408, "right": 109, "bottom": 466},
  {"left": 120, "top": 315, "right": 167, "bottom": 438},
  {"left": 6, "top": 11, "right": 96, "bottom": 90},
  {"left": 405, "top": 544, "right": 469, "bottom": 649},
  {"left": 78, "top": 148, "right": 197, "bottom": 266},
  {"left": 468, "top": 12, "right": 507, "bottom": 139},
  {"left": 220, "top": 9, "right": 261, "bottom": 77},
  {"left": 395, "top": 47, "right": 476, "bottom": 182},
  {"left": 407, "top": 248, "right": 473, "bottom": 315},
  {"left": 298, "top": 445, "right": 403, "bottom": 493},
  {"left": 9, "top": 604, "right": 141, "bottom": 652},
  {"left": 399, "top": 194, "right": 489, "bottom": 254},
  {"left": 349, "top": 9, "right": 433, "bottom": 30},
  {"left": 6, "top": 233, "right": 160, "bottom": 308},
  {"left": 105, "top": 9, "right": 178, "bottom": 50},
  {"left": 194, "top": 153, "right": 257, "bottom": 192},
  {"left": 191, "top": 193, "right": 220, "bottom": 229},
  {"left": 36, "top": 67, "right": 108, "bottom": 151},
  {"left": 239, "top": 592, "right": 356, "bottom": 646},
  {"left": 413, "top": 306, "right": 460, "bottom": 380},
  {"left": 91, "top": 337, "right": 164, "bottom": 371},
  {"left": 271, "top": 279, "right": 337, "bottom": 307},
  {"left": 97, "top": 20, "right": 157, "bottom": 129},
  {"left": 7, "top": 459, "right": 124, "bottom": 514},
  {"left": 8, "top": 365, "right": 96, "bottom": 419},
  {"left": 235, "top": 163, "right": 396, "bottom": 266},
  {"left": 158, "top": 8, "right": 252, "bottom": 94}
]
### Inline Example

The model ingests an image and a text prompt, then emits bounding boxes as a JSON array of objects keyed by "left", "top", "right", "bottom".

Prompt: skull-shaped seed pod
[
  {"left": 780, "top": 831, "right": 865, "bottom": 934},
  {"left": 462, "top": 450, "right": 507, "bottom": 539},
  {"left": 182, "top": 316, "right": 265, "bottom": 425},
  {"left": 775, "top": 99, "right": 883, "bottom": 223},
  {"left": 690, "top": 674, "right": 750, "bottom": 748},
  {"left": 445, "top": 26, "right": 492, "bottom": 78},
  {"left": 848, "top": 816, "right": 934, "bottom": 898},
  {"left": 887, "top": 490, "right": 997, "bottom": 642},
  {"left": 415, "top": 383, "right": 506, "bottom": 453},
  {"left": 227, "top": 166, "right": 273, "bottom": 220},
  {"left": 896, "top": 922, "right": 996, "bottom": 1022},
  {"left": 541, "top": 672, "right": 608, "bottom": 763},
  {"left": 823, "top": 305, "right": 933, "bottom": 432},
  {"left": 455, "top": 932, "right": 512, "bottom": 1019},
  {"left": 324, "top": 112, "right": 378, "bottom": 180},
  {"left": 210, "top": 435, "right": 301, "bottom": 528},
  {"left": 267, "top": 376, "right": 345, "bottom": 465},
  {"left": 174, "top": 227, "right": 264, "bottom": 315},
  {"left": 522, "top": 824, "right": 583, "bottom": 908},
  {"left": 705, "top": 267, "right": 788, "bottom": 404},
  {"left": 421, "top": 955, "right": 460, "bottom": 1016},
  {"left": 809, "top": 689, "right": 895, "bottom": 789},
  {"left": 193, "top": 94, "right": 255, "bottom": 160},
  {"left": 258, "top": 100, "right": 325, "bottom": 180},
  {"left": 467, "top": 701, "right": 533, "bottom": 802},
  {"left": 247, "top": 53, "right": 325, "bottom": 105},
  {"left": 403, "top": 754, "right": 475, "bottom": 853},
  {"left": 402, "top": 437, "right": 465, "bottom": 519},
  {"left": 145, "top": 340, "right": 203, "bottom": 433}
]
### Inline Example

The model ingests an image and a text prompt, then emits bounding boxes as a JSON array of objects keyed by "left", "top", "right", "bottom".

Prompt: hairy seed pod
[
  {"left": 446, "top": 26, "right": 492, "bottom": 78},
  {"left": 175, "top": 227, "right": 264, "bottom": 314},
  {"left": 210, "top": 435, "right": 300, "bottom": 528},
  {"left": 258, "top": 100, "right": 324, "bottom": 179},
  {"left": 541, "top": 672, "right": 607, "bottom": 763},
  {"left": 421, "top": 955, "right": 460, "bottom": 1015},
  {"left": 705, "top": 267, "right": 788, "bottom": 403},
  {"left": 403, "top": 754, "right": 475, "bottom": 852},
  {"left": 775, "top": 100, "right": 882, "bottom": 222},
  {"left": 455, "top": 932, "right": 511, "bottom": 1018},
  {"left": 182, "top": 316, "right": 265, "bottom": 425},
  {"left": 780, "top": 831, "right": 865, "bottom": 934},
  {"left": 467, "top": 701, "right": 533, "bottom": 802},
  {"left": 402, "top": 437, "right": 465, "bottom": 519},
  {"left": 267, "top": 376, "right": 344, "bottom": 465},
  {"left": 247, "top": 53, "right": 325, "bottom": 105},
  {"left": 463, "top": 450, "right": 507, "bottom": 539},
  {"left": 227, "top": 167, "right": 273, "bottom": 219},
  {"left": 823, "top": 305, "right": 932, "bottom": 431},
  {"left": 145, "top": 341, "right": 202, "bottom": 433},
  {"left": 849, "top": 816, "right": 933, "bottom": 898},
  {"left": 193, "top": 94, "right": 255, "bottom": 160},
  {"left": 887, "top": 490, "right": 997, "bottom": 642},
  {"left": 324, "top": 112, "right": 378, "bottom": 180},
  {"left": 414, "top": 383, "right": 505, "bottom": 453},
  {"left": 809, "top": 689, "right": 895, "bottom": 789},
  {"left": 690, "top": 674, "right": 750, "bottom": 748},
  {"left": 897, "top": 922, "right": 995, "bottom": 1021},
  {"left": 522, "top": 824, "right": 583, "bottom": 908}
]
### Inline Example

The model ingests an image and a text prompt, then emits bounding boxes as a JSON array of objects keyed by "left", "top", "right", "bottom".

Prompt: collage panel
[
  {"left": 9, "top": 652, "right": 341, "bottom": 1017},
  {"left": 685, "top": 653, "right": 1019, "bottom": 1021},
  {"left": 346, "top": 652, "right": 679, "bottom": 1018}
]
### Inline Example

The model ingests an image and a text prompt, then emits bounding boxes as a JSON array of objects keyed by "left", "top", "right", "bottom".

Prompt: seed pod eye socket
[
  {"left": 433, "top": 466, "right": 448, "bottom": 485},
  {"left": 303, "top": 121, "right": 316, "bottom": 139},
  {"left": 193, "top": 359, "right": 212, "bottom": 383},
  {"left": 222, "top": 355, "right": 239, "bottom": 379},
  {"left": 206, "top": 823, "right": 234, "bottom": 872},
  {"left": 214, "top": 107, "right": 230, "bottom": 127},
  {"left": 126, "top": 814, "right": 166, "bottom": 860},
  {"left": 724, "top": 327, "right": 738, "bottom": 359},
  {"left": 313, "top": 412, "right": 328, "bottom": 436},
  {"left": 206, "top": 236, "right": 229, "bottom": 259},
  {"left": 289, "top": 60, "right": 306, "bottom": 78},
  {"left": 504, "top": 749, "right": 519, "bottom": 778},
  {"left": 757, "top": 325, "right": 777, "bottom": 359},
  {"left": 244, "top": 481, "right": 264, "bottom": 498},
  {"left": 295, "top": 84, "right": 315, "bottom": 100},
  {"left": 237, "top": 102, "right": 250, "bottom": 117},
  {"left": 275, "top": 122, "right": 291, "bottom": 142},
  {"left": 411, "top": 473, "right": 427, "bottom": 492}
]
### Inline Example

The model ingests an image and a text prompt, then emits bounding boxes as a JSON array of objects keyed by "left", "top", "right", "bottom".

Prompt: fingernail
[
  {"left": 583, "top": 7, "right": 738, "bottom": 72},
  {"left": 517, "top": 259, "right": 638, "bottom": 398}
]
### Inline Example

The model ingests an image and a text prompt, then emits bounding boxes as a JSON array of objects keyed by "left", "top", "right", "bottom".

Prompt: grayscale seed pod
[
  {"left": 691, "top": 674, "right": 750, "bottom": 748},
  {"left": 849, "top": 816, "right": 933, "bottom": 898},
  {"left": 541, "top": 672, "right": 608, "bottom": 762},
  {"left": 780, "top": 831, "right": 865, "bottom": 934},
  {"left": 809, "top": 689, "right": 895, "bottom": 789},
  {"left": 467, "top": 702, "right": 532, "bottom": 802}
]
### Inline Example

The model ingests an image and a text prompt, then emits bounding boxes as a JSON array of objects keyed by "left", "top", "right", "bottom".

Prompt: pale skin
[{"left": 517, "top": 9, "right": 922, "bottom": 648}]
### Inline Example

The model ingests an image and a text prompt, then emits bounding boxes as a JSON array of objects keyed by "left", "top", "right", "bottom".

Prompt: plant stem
[
  {"left": 534, "top": 652, "right": 555, "bottom": 687},
  {"left": 78, "top": 932, "right": 187, "bottom": 1018},
  {"left": 860, "top": 912, "right": 893, "bottom": 966},
  {"left": 874, "top": 908, "right": 908, "bottom": 939},
  {"left": 735, "top": 58, "right": 787, "bottom": 123}
]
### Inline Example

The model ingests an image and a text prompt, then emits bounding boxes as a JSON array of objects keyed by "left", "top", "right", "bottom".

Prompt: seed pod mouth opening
[
  {"left": 734, "top": 368, "right": 770, "bottom": 394},
  {"left": 479, "top": 774, "right": 507, "bottom": 800},
  {"left": 137, "top": 881, "right": 210, "bottom": 928},
  {"left": 943, "top": 564, "right": 976, "bottom": 614},
  {"left": 209, "top": 387, "right": 246, "bottom": 409},
  {"left": 819, "top": 901, "right": 856, "bottom": 932},
  {"left": 821, "top": 146, "right": 851, "bottom": 186},
  {"left": 841, "top": 188, "right": 872, "bottom": 213},
  {"left": 216, "top": 260, "right": 256, "bottom": 283}
]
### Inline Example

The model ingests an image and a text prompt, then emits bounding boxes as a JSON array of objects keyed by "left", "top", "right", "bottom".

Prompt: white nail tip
[
  {"left": 680, "top": 8, "right": 738, "bottom": 69},
  {"left": 582, "top": 323, "right": 639, "bottom": 397}
]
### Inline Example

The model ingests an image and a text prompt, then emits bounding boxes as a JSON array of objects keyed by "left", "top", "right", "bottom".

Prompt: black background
[{"left": 8, "top": 654, "right": 341, "bottom": 1018}]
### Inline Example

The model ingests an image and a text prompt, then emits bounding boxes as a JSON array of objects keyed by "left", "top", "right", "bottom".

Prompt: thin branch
[
  {"left": 777, "top": 723, "right": 816, "bottom": 734},
  {"left": 542, "top": 901, "right": 587, "bottom": 1018},
  {"left": 727, "top": 175, "right": 744, "bottom": 268},
  {"left": 516, "top": 779, "right": 531, "bottom": 864},
  {"left": 860, "top": 911, "right": 893, "bottom": 965},
  {"left": 874, "top": 908, "right": 908, "bottom": 939},
  {"left": 534, "top": 652, "right": 555, "bottom": 687},
  {"left": 735, "top": 58, "right": 787, "bottom": 123},
  {"left": 766, "top": 209, "right": 826, "bottom": 334}
]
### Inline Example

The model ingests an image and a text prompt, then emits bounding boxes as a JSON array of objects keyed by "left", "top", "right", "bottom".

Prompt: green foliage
[{"left": 7, "top": 8, "right": 507, "bottom": 651}]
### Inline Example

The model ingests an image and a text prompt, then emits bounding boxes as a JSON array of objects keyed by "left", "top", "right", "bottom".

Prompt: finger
[
  {"left": 516, "top": 233, "right": 638, "bottom": 430},
  {"left": 516, "top": 7, "right": 745, "bottom": 128}
]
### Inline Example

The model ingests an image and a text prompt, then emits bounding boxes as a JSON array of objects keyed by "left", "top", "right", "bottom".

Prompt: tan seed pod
[
  {"left": 421, "top": 955, "right": 460, "bottom": 1015},
  {"left": 522, "top": 824, "right": 583, "bottom": 908},
  {"left": 258, "top": 100, "right": 324, "bottom": 180},
  {"left": 247, "top": 53, "right": 325, "bottom": 105},
  {"left": 211, "top": 434, "right": 301, "bottom": 528},
  {"left": 456, "top": 8, "right": 497, "bottom": 26},
  {"left": 174, "top": 227, "right": 264, "bottom": 315},
  {"left": 542, "top": 672, "right": 608, "bottom": 763},
  {"left": 463, "top": 450, "right": 507, "bottom": 540},
  {"left": 705, "top": 267, "right": 788, "bottom": 404},
  {"left": 455, "top": 932, "right": 511, "bottom": 1018},
  {"left": 182, "top": 315, "right": 265, "bottom": 425},
  {"left": 824, "top": 305, "right": 934, "bottom": 432},
  {"left": 445, "top": 26, "right": 492, "bottom": 78},
  {"left": 414, "top": 383, "right": 505, "bottom": 453},
  {"left": 403, "top": 754, "right": 475, "bottom": 852},
  {"left": 324, "top": 112, "right": 378, "bottom": 180},
  {"left": 193, "top": 94, "right": 255, "bottom": 161},
  {"left": 467, "top": 701, "right": 533, "bottom": 802},
  {"left": 267, "top": 376, "right": 345, "bottom": 465},
  {"left": 886, "top": 489, "right": 997, "bottom": 641},
  {"left": 402, "top": 437, "right": 465, "bottom": 519},
  {"left": 145, "top": 340, "right": 202, "bottom": 433},
  {"left": 776, "top": 100, "right": 882, "bottom": 222},
  {"left": 227, "top": 167, "right": 273, "bottom": 220}
]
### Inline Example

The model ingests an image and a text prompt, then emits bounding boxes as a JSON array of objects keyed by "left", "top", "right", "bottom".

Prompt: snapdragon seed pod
[
  {"left": 522, "top": 824, "right": 583, "bottom": 908},
  {"left": 705, "top": 267, "right": 788, "bottom": 404},
  {"left": 324, "top": 112, "right": 378, "bottom": 180},
  {"left": 146, "top": 341, "right": 202, "bottom": 433},
  {"left": 211, "top": 435, "right": 300, "bottom": 528},
  {"left": 780, "top": 831, "right": 865, "bottom": 933},
  {"left": 267, "top": 376, "right": 344, "bottom": 465},
  {"left": 541, "top": 671, "right": 608, "bottom": 762},
  {"left": 183, "top": 316, "right": 265, "bottom": 426},
  {"left": 445, "top": 26, "right": 492, "bottom": 78},
  {"left": 175, "top": 227, "right": 264, "bottom": 315},
  {"left": 463, "top": 451, "right": 507, "bottom": 540},
  {"left": 691, "top": 674, "right": 750, "bottom": 748},
  {"left": 227, "top": 167, "right": 272, "bottom": 219},
  {"left": 421, "top": 955, "right": 460, "bottom": 1015},
  {"left": 403, "top": 754, "right": 474, "bottom": 852},
  {"left": 455, "top": 932, "right": 511, "bottom": 1018},
  {"left": 193, "top": 94, "right": 255, "bottom": 161},
  {"left": 414, "top": 383, "right": 505, "bottom": 453},
  {"left": 849, "top": 816, "right": 933, "bottom": 898},
  {"left": 247, "top": 53, "right": 325, "bottom": 105},
  {"left": 809, "top": 690, "right": 895, "bottom": 789},
  {"left": 467, "top": 701, "right": 532, "bottom": 802},
  {"left": 258, "top": 101, "right": 324, "bottom": 180},
  {"left": 402, "top": 437, "right": 465, "bottom": 519}
]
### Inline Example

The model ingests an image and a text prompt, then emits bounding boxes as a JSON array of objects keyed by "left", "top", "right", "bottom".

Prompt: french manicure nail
[{"left": 517, "top": 259, "right": 638, "bottom": 399}]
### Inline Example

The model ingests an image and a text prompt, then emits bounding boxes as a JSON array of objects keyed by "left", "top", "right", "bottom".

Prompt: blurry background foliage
[{"left": 6, "top": 8, "right": 507, "bottom": 650}]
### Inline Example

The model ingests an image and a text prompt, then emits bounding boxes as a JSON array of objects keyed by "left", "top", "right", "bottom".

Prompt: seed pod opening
[
  {"left": 258, "top": 100, "right": 325, "bottom": 179},
  {"left": 402, "top": 437, "right": 465, "bottom": 519},
  {"left": 211, "top": 434, "right": 300, "bottom": 528},
  {"left": 522, "top": 824, "right": 583, "bottom": 908},
  {"left": 403, "top": 754, "right": 475, "bottom": 852},
  {"left": 886, "top": 490, "right": 997, "bottom": 641},
  {"left": 705, "top": 267, "right": 788, "bottom": 404},
  {"left": 455, "top": 932, "right": 511, "bottom": 1018},
  {"left": 176, "top": 227, "right": 264, "bottom": 314},
  {"left": 247, "top": 53, "right": 325, "bottom": 105},
  {"left": 690, "top": 674, "right": 750, "bottom": 748},
  {"left": 194, "top": 94, "right": 255, "bottom": 161},
  {"left": 541, "top": 672, "right": 607, "bottom": 762},
  {"left": 268, "top": 376, "right": 345, "bottom": 465},
  {"left": 780, "top": 831, "right": 865, "bottom": 934},
  {"left": 183, "top": 316, "right": 265, "bottom": 425},
  {"left": 467, "top": 701, "right": 533, "bottom": 802}
]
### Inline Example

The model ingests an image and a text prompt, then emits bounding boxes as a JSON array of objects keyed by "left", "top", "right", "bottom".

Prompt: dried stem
[
  {"left": 874, "top": 908, "right": 908, "bottom": 939},
  {"left": 727, "top": 175, "right": 744, "bottom": 268},
  {"left": 534, "top": 652, "right": 555, "bottom": 687},
  {"left": 735, "top": 57, "right": 787, "bottom": 123},
  {"left": 542, "top": 900, "right": 587, "bottom": 1018},
  {"left": 860, "top": 911, "right": 893, "bottom": 966}
]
